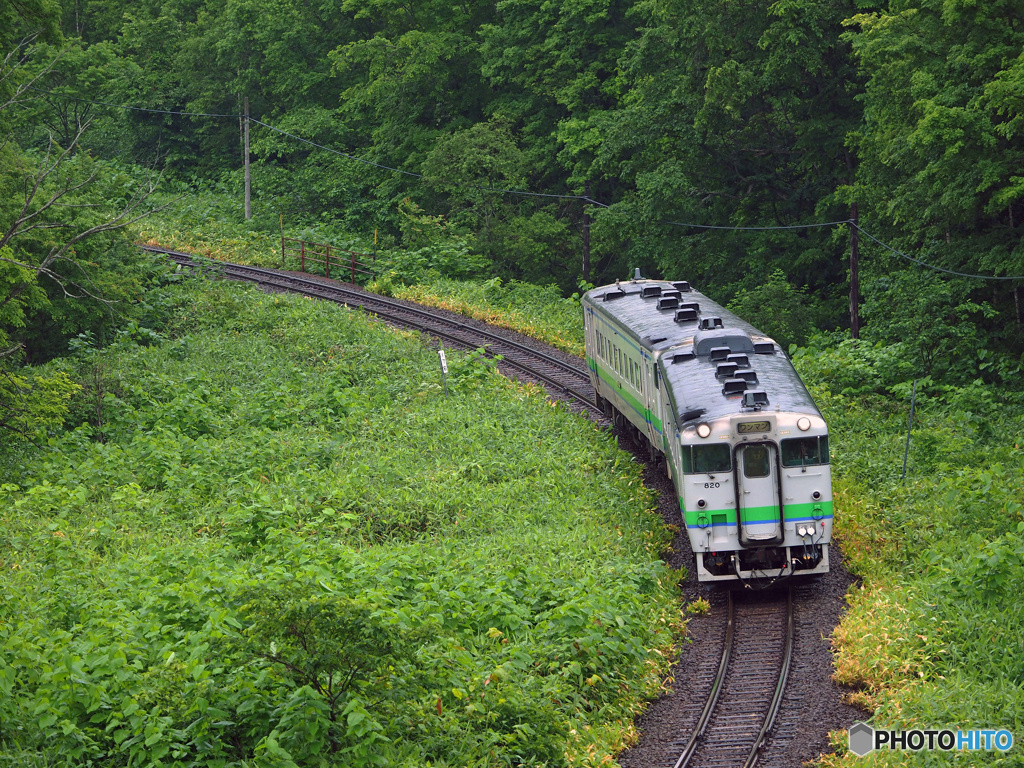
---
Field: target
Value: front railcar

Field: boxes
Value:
[659,329,833,584]
[582,275,833,585]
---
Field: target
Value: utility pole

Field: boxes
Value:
[582,180,592,283]
[244,96,251,220]
[850,202,860,339]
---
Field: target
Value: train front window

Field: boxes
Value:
[683,444,732,474]
[742,445,771,478]
[781,436,830,467]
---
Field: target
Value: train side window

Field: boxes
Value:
[781,436,830,467]
[683,444,732,474]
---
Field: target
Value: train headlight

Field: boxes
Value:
[797,417,811,431]
[797,525,808,536]
[812,490,821,501]
[696,423,712,438]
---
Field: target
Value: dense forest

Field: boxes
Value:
[2,0,1024,420]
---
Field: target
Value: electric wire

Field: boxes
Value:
[23,88,1024,281]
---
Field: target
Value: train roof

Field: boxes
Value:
[583,279,821,425]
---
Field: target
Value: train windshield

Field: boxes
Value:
[781,436,830,467]
[682,444,732,474]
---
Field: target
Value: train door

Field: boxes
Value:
[736,443,783,544]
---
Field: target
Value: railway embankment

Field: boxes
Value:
[792,345,1024,766]
[0,274,683,765]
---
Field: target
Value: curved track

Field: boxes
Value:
[146,246,600,414]
[147,246,797,766]
[672,590,794,768]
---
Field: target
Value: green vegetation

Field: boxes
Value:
[384,278,586,358]
[4,0,1024,765]
[791,344,1024,766]
[0,273,680,766]
[5,0,1024,351]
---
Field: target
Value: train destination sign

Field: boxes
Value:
[737,421,771,434]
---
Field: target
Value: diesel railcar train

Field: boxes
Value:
[583,273,832,585]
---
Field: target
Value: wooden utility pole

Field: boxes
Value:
[850,202,860,339]
[582,180,592,283]
[243,96,251,220]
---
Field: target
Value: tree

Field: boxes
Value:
[1,29,166,443]
[844,0,1024,347]
[591,0,875,310]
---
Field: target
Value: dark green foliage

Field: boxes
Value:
[726,270,819,350]
[6,0,1022,376]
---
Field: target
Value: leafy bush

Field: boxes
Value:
[726,269,819,349]
[0,276,679,766]
[797,344,1024,764]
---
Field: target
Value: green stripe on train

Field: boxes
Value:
[586,356,664,433]
[682,500,834,528]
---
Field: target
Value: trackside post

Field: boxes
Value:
[439,347,449,396]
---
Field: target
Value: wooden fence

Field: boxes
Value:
[281,237,375,282]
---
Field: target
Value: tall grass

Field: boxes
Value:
[0,275,681,767]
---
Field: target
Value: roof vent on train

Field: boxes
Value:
[641,285,662,298]
[722,378,749,396]
[672,351,696,363]
[603,288,626,302]
[709,346,731,361]
[679,301,700,314]
[734,369,758,384]
[643,335,669,344]
[726,353,749,367]
[699,316,724,331]
[715,362,739,378]
[693,328,755,357]
[657,297,679,310]
[662,290,682,300]
[673,281,692,292]
[674,308,699,323]
[681,407,706,422]
[742,390,770,410]
[754,342,776,354]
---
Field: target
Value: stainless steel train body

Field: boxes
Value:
[582,276,832,584]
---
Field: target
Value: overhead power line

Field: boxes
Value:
[23,88,1024,281]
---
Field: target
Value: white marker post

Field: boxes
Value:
[438,348,449,396]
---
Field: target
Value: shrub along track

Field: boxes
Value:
[147,246,863,767]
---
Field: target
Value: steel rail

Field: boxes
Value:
[147,246,600,412]
[672,588,794,768]
[673,592,736,768]
[742,588,795,768]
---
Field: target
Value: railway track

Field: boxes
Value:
[671,589,794,768]
[148,246,799,767]
[145,246,600,415]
